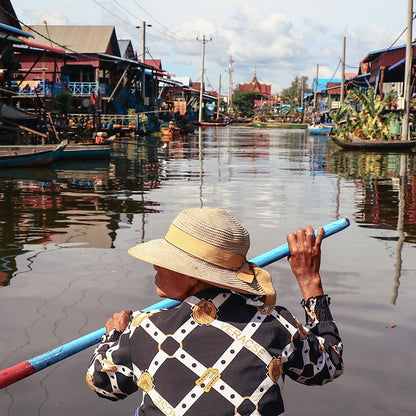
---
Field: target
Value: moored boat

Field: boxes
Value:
[0,141,111,165]
[194,121,228,127]
[58,144,111,160]
[307,123,333,135]
[0,140,67,168]
[251,121,308,129]
[331,134,416,151]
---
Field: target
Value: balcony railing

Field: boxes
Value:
[69,113,138,128]
[12,80,64,96]
[67,82,100,96]
[11,80,106,97]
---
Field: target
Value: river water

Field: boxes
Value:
[0,126,415,416]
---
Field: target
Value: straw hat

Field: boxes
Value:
[128,208,276,305]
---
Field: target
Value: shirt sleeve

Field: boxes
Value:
[282,294,343,385]
[86,325,139,401]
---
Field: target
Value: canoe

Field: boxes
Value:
[0,142,111,164]
[331,135,416,151]
[194,121,228,127]
[251,121,308,129]
[161,125,182,140]
[307,124,332,135]
[0,140,67,168]
[58,144,111,160]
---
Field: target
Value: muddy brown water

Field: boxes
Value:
[1,126,415,415]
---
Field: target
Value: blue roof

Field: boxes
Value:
[368,42,414,56]
[312,78,341,92]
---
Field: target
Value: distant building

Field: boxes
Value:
[238,68,273,98]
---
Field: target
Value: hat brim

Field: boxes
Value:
[128,239,265,296]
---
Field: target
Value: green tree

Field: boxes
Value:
[280,76,311,105]
[232,90,263,117]
[53,91,73,115]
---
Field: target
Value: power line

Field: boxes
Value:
[131,0,185,40]
[93,0,132,27]
[0,4,136,64]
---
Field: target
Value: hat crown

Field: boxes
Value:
[172,208,250,256]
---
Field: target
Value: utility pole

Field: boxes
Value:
[314,64,319,113]
[196,35,212,122]
[340,36,346,105]
[217,74,221,120]
[228,55,234,114]
[300,78,304,122]
[402,0,413,141]
[136,21,152,108]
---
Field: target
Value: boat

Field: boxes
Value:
[0,140,67,168]
[251,121,308,129]
[331,135,416,151]
[307,123,333,135]
[194,121,228,127]
[161,121,182,140]
[59,144,111,160]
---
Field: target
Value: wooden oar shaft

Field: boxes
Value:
[0,218,350,389]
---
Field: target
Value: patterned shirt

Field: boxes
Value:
[86,288,343,415]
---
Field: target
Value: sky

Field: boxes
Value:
[10,0,413,94]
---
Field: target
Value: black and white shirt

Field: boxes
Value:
[87,288,343,415]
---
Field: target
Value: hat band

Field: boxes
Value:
[164,224,276,305]
[165,224,246,271]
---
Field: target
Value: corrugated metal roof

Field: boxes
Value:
[24,25,120,55]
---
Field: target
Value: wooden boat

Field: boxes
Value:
[0,140,67,168]
[0,141,111,164]
[331,135,416,151]
[161,122,182,140]
[58,144,111,160]
[251,121,308,129]
[194,121,228,127]
[307,124,332,135]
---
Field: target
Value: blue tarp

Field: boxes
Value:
[0,23,34,38]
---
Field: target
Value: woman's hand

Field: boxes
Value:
[287,226,324,301]
[105,309,132,334]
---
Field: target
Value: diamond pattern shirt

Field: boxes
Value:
[87,288,343,415]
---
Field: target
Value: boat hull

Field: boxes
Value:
[307,126,332,135]
[59,145,111,160]
[194,121,228,127]
[331,135,416,151]
[0,142,67,168]
[251,121,307,129]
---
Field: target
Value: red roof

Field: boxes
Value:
[238,72,272,96]
[145,58,162,70]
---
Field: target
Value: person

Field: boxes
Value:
[86,208,343,415]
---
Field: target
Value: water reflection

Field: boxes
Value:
[327,149,416,240]
[0,137,162,286]
[1,128,415,416]
[328,147,416,304]
[1,132,415,292]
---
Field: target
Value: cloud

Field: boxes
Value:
[12,0,409,92]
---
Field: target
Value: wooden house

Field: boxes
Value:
[357,43,416,104]
[15,25,159,115]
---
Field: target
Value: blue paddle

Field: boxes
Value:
[0,218,350,389]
